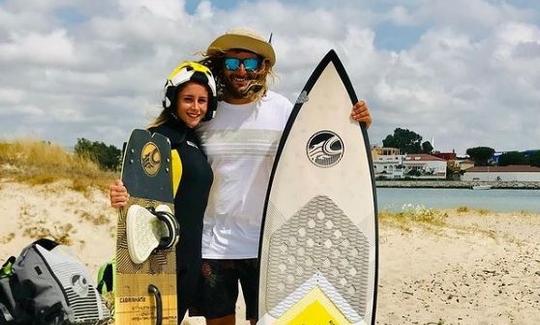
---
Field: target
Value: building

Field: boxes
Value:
[372,147,403,179]
[462,165,540,182]
[455,159,474,171]
[372,148,447,180]
[402,154,447,179]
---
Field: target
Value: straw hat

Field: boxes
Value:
[207,27,276,67]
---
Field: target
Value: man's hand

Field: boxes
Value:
[351,100,372,128]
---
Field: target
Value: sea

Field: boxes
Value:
[376,187,540,213]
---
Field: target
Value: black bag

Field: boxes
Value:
[0,239,110,324]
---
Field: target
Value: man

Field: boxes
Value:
[192,28,372,325]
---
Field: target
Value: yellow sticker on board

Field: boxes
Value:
[276,286,350,325]
[141,142,161,176]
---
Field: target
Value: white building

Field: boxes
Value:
[462,165,540,182]
[372,147,404,179]
[402,154,447,179]
[372,148,447,180]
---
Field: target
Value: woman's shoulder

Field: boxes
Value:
[149,122,190,147]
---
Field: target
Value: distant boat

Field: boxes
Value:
[472,184,492,190]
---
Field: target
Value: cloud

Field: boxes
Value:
[0,0,538,154]
[0,29,76,65]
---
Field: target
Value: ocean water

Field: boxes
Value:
[376,188,540,213]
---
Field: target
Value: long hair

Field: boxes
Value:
[147,82,187,129]
[147,109,172,129]
[199,51,275,103]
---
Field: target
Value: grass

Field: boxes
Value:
[456,205,494,216]
[0,139,116,192]
[379,204,448,231]
[456,206,469,213]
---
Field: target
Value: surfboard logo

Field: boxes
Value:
[141,142,161,176]
[306,131,344,168]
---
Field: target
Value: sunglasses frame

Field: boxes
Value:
[223,57,261,72]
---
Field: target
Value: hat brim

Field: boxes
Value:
[207,34,276,67]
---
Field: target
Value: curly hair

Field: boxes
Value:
[199,51,275,103]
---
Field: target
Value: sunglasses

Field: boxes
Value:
[224,57,261,72]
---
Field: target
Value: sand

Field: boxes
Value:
[1,179,539,324]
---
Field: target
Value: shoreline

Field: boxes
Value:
[376,180,540,189]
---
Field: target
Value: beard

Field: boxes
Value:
[223,71,265,99]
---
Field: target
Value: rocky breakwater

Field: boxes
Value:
[376,180,540,189]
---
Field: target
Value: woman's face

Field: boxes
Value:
[176,82,209,128]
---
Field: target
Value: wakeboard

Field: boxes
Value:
[115,129,178,324]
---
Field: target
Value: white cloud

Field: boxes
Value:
[0,29,76,65]
[195,1,214,20]
[0,87,24,104]
[0,0,538,154]
[386,6,417,26]
[1,104,45,117]
[117,0,186,21]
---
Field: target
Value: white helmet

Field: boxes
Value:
[162,61,217,121]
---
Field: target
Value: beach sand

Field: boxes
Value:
[1,180,539,324]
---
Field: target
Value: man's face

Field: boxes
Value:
[222,49,265,101]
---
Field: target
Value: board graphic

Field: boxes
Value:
[258,50,378,324]
[115,129,178,324]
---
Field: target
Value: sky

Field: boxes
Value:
[1,0,539,155]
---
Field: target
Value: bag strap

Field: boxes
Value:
[97,262,114,294]
[0,302,14,322]
[0,257,16,279]
[39,301,65,325]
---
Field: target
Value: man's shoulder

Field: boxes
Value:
[262,90,293,108]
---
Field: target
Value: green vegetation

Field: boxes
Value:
[0,139,116,191]
[466,146,495,166]
[74,138,122,171]
[382,128,433,154]
[498,151,528,166]
[530,150,540,167]
[379,204,448,231]
[456,206,469,213]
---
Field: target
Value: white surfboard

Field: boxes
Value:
[258,50,378,324]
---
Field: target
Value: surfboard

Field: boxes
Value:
[258,50,378,324]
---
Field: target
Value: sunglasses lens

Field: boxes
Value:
[224,58,240,71]
[243,58,259,71]
[224,57,260,71]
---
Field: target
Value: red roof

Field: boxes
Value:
[467,165,540,173]
[432,152,457,160]
[404,154,446,162]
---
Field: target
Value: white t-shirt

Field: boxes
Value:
[196,90,293,259]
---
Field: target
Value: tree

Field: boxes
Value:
[382,128,424,154]
[498,151,528,166]
[74,138,122,171]
[530,151,540,167]
[421,141,434,154]
[466,146,495,166]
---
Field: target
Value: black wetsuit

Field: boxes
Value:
[149,118,213,321]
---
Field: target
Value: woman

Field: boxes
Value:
[109,61,216,321]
